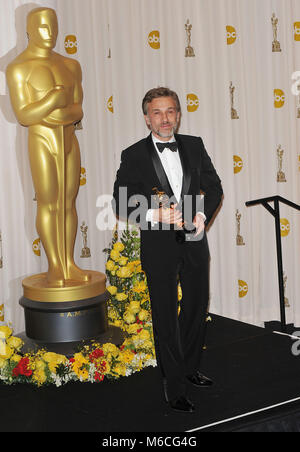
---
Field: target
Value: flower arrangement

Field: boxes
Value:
[0,224,160,387]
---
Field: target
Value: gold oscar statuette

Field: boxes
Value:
[271,13,281,52]
[236,210,245,246]
[230,82,239,119]
[6,8,105,302]
[152,187,183,229]
[185,20,195,57]
[277,145,287,183]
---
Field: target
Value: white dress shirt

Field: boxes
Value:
[146,133,205,225]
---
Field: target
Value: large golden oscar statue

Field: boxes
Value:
[6,7,116,351]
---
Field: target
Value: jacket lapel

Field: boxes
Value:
[175,134,192,199]
[145,134,174,199]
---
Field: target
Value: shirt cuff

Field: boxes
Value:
[146,209,158,227]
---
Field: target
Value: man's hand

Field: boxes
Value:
[193,213,205,237]
[153,203,183,225]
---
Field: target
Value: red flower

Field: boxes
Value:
[12,357,33,378]
[94,371,104,382]
[89,349,104,361]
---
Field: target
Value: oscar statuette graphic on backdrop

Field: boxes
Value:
[6,7,122,353]
[230,82,239,119]
[185,19,195,57]
[271,13,281,53]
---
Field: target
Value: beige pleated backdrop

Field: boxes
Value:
[0,0,299,333]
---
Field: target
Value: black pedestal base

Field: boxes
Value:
[17,326,125,357]
[18,291,125,357]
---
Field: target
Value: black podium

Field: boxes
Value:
[246,196,300,333]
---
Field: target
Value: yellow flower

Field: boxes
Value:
[102,343,120,358]
[138,329,150,341]
[42,352,67,374]
[133,281,147,293]
[0,342,14,359]
[121,350,135,364]
[116,266,131,278]
[35,359,46,371]
[110,249,120,261]
[118,257,128,266]
[43,352,67,365]
[71,353,89,380]
[32,359,47,385]
[112,320,123,328]
[113,242,125,252]
[103,361,111,375]
[123,310,136,324]
[11,354,22,363]
[106,260,115,271]
[116,292,128,302]
[73,352,88,364]
[113,363,126,376]
[143,340,154,349]
[107,285,118,296]
[108,308,118,320]
[79,368,89,380]
[0,326,12,340]
[128,300,140,314]
[7,336,23,351]
[136,264,143,273]
[138,309,149,322]
[126,324,140,335]
[33,368,47,386]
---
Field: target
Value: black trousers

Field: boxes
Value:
[144,238,210,401]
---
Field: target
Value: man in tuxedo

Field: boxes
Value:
[112,87,223,413]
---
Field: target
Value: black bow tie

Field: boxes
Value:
[156,142,178,153]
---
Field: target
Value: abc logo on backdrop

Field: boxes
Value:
[80,167,87,186]
[294,22,300,41]
[226,26,237,45]
[274,89,285,108]
[187,94,199,112]
[148,31,160,49]
[64,35,78,54]
[280,218,290,237]
[239,280,248,298]
[32,238,41,257]
[107,96,114,113]
[233,155,243,174]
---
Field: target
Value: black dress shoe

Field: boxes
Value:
[168,395,195,413]
[186,371,213,387]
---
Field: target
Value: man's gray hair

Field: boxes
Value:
[142,87,181,115]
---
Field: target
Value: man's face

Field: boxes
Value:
[144,96,180,141]
[28,10,58,50]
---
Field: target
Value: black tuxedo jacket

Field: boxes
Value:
[112,133,223,274]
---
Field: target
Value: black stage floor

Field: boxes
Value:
[1,314,300,433]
